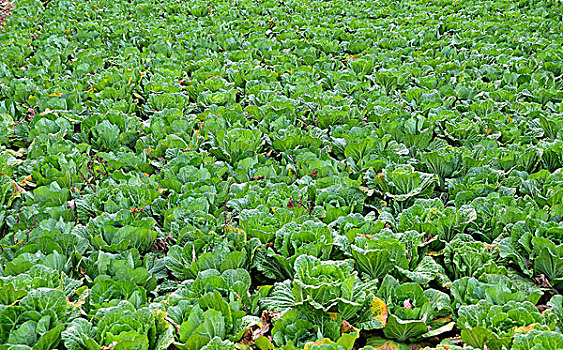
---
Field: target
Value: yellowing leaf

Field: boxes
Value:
[372,341,399,350]
[10,179,26,196]
[304,339,334,349]
[328,312,339,320]
[19,175,34,188]
[369,296,388,327]
[515,323,541,334]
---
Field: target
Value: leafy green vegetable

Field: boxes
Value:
[1,0,562,347]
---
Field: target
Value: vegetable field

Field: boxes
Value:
[1,0,563,348]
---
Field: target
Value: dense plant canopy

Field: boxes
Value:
[0,0,563,348]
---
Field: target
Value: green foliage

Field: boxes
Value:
[1,0,562,348]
